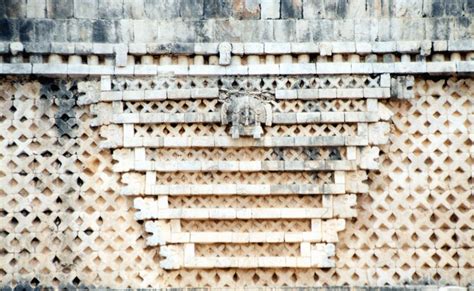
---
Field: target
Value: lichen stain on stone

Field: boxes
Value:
[39,78,79,138]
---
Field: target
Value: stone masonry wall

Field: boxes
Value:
[0,0,473,46]
[0,76,472,288]
[0,0,473,289]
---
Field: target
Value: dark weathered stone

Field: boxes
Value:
[468,0,474,14]
[241,20,274,42]
[311,19,335,41]
[92,20,116,43]
[431,0,446,17]
[35,19,55,42]
[383,54,396,63]
[336,0,347,18]
[74,0,98,18]
[203,0,232,18]
[281,0,303,19]
[0,0,5,18]
[145,0,179,19]
[148,43,194,54]
[98,0,123,19]
[47,0,74,18]
[274,20,297,42]
[445,0,464,16]
[296,20,311,41]
[431,17,450,40]
[19,19,34,42]
[180,0,204,18]
[194,20,213,42]
[0,19,16,41]
[213,20,242,42]
[232,0,260,19]
[52,20,68,42]
[2,0,26,18]
[24,42,51,53]
[123,0,144,19]
[68,19,93,42]
[173,21,197,43]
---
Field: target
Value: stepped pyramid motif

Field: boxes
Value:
[86,73,413,269]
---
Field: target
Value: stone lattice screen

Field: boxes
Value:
[0,76,472,288]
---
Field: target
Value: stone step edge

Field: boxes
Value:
[151,231,326,244]
[122,183,346,196]
[114,160,356,173]
[135,207,335,220]
[181,255,334,269]
[110,112,379,124]
[2,40,472,55]
[1,61,473,76]
[99,88,387,102]
[112,136,370,149]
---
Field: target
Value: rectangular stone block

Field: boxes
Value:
[89,65,115,75]
[261,0,280,19]
[144,89,166,100]
[291,42,319,53]
[279,63,316,75]
[272,112,297,124]
[296,112,321,123]
[264,42,291,54]
[190,88,219,99]
[351,63,373,74]
[317,63,351,74]
[426,62,456,74]
[32,64,67,75]
[101,91,122,101]
[157,65,188,75]
[244,42,264,54]
[134,65,157,75]
[318,88,337,98]
[336,88,363,98]
[167,89,191,99]
[275,89,297,99]
[248,64,279,75]
[297,89,319,99]
[225,65,248,75]
[189,65,225,76]
[320,112,345,123]
[123,90,145,101]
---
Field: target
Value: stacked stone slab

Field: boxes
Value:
[86,72,412,270]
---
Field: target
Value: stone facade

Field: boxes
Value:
[0,0,473,289]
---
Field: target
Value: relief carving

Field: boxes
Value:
[221,95,272,139]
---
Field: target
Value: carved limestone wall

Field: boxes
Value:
[0,75,474,287]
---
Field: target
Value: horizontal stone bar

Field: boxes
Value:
[136,207,332,220]
[275,88,389,99]
[166,231,322,244]
[112,112,221,124]
[118,135,367,148]
[113,112,376,125]
[123,183,345,196]
[184,256,332,269]
[2,61,473,76]
[0,41,470,57]
[127,160,356,173]
[100,88,219,102]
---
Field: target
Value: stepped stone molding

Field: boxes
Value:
[78,72,414,270]
[0,40,473,56]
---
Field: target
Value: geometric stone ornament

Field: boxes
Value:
[81,73,408,270]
